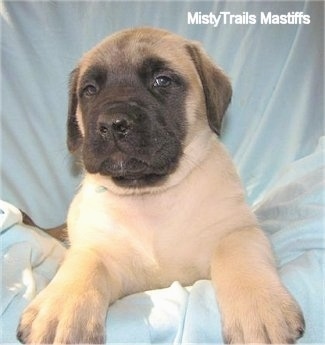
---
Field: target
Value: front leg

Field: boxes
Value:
[211,227,305,344]
[17,247,119,344]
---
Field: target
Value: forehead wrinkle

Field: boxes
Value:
[79,65,108,85]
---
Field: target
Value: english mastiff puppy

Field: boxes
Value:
[17,27,304,344]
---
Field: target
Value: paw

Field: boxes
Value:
[17,284,107,344]
[221,286,305,344]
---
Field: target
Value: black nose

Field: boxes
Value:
[112,118,130,135]
[98,113,133,139]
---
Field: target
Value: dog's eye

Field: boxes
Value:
[153,76,172,88]
[83,84,98,97]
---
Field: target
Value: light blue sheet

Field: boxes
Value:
[1,1,324,344]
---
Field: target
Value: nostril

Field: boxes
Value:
[112,119,130,136]
[97,113,133,139]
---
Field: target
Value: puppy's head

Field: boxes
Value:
[67,27,231,194]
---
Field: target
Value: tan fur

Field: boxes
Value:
[18,28,304,344]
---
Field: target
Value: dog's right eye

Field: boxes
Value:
[83,84,98,97]
[153,75,172,88]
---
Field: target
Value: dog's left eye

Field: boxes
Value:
[83,84,98,97]
[153,76,172,88]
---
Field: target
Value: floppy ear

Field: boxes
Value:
[186,43,232,135]
[67,67,83,152]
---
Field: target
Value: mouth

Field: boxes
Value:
[112,173,167,187]
[98,157,168,187]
